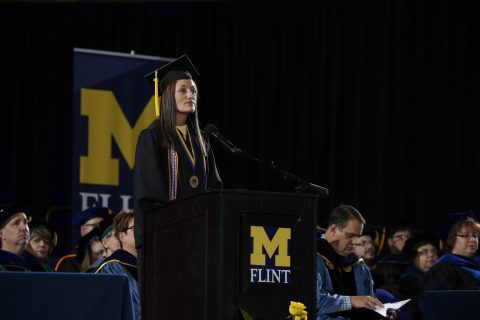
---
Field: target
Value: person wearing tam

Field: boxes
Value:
[402,234,439,278]
[419,210,480,292]
[316,204,388,320]
[55,206,112,272]
[133,54,223,296]
[0,203,31,272]
[85,212,121,273]
[390,235,440,320]
[73,206,112,237]
[95,209,140,320]
[76,226,105,273]
[22,220,57,272]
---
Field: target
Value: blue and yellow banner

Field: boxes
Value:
[72,48,171,220]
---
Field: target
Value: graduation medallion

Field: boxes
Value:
[189,175,199,188]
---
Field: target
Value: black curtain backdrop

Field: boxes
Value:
[1,1,480,235]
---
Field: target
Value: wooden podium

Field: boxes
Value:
[143,189,318,320]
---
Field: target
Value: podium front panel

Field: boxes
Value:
[144,189,318,320]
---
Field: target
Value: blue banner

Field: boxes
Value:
[72,48,171,235]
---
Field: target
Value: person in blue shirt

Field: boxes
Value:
[316,204,386,320]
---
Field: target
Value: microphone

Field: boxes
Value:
[204,124,242,154]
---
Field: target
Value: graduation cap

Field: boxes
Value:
[73,207,112,229]
[437,209,478,242]
[0,202,31,228]
[402,233,439,262]
[144,54,200,117]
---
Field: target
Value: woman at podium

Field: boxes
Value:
[133,54,223,288]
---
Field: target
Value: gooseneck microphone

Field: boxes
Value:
[204,124,242,154]
[203,123,329,197]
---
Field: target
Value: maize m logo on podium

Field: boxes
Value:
[250,225,291,284]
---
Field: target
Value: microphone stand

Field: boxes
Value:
[211,139,329,197]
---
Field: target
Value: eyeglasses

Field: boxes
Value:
[392,234,410,240]
[417,248,439,256]
[455,233,480,240]
[354,241,374,247]
[126,225,135,232]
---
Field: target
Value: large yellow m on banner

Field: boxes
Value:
[80,88,156,186]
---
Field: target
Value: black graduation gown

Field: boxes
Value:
[133,119,223,248]
[419,254,480,292]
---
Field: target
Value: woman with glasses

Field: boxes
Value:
[394,235,440,320]
[420,211,480,293]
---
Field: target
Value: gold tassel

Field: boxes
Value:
[154,70,160,117]
[373,230,380,246]
[376,227,387,257]
[52,232,58,247]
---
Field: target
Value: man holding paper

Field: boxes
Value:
[316,204,400,320]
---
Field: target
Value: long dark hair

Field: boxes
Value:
[158,81,206,156]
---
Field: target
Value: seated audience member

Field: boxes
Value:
[420,210,480,292]
[316,204,389,320]
[353,229,397,306]
[395,235,439,320]
[373,222,412,296]
[23,222,57,272]
[77,227,105,273]
[55,206,111,272]
[86,212,121,273]
[401,235,439,287]
[95,209,140,320]
[353,231,377,270]
[0,203,30,271]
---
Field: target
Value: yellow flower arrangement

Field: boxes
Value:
[288,301,308,320]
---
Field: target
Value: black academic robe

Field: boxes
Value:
[133,119,223,248]
[0,249,29,272]
[419,253,480,292]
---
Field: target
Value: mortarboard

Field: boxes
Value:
[73,207,112,229]
[144,54,200,117]
[438,209,477,242]
[0,202,31,228]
